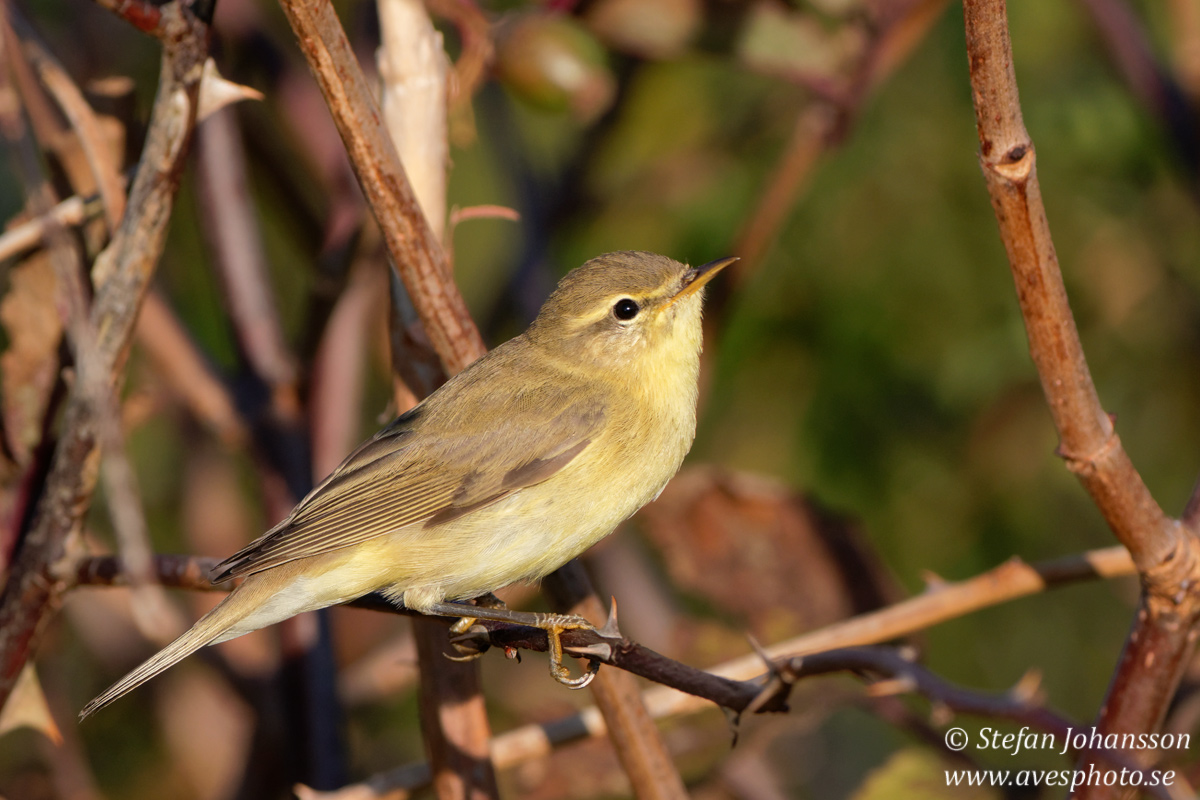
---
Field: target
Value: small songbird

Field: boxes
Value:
[81,250,734,718]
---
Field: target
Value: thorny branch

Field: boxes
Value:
[294,647,1194,800]
[69,545,1136,728]
[0,0,208,711]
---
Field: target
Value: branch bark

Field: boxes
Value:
[275,0,485,375]
[0,0,209,712]
[961,2,1200,796]
[69,545,1137,725]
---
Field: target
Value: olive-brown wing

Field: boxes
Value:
[210,395,606,582]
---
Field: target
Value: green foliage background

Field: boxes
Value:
[5,0,1200,796]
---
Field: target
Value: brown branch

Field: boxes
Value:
[1167,0,1200,102]
[962,0,1182,580]
[8,8,182,645]
[426,0,493,111]
[542,561,688,800]
[194,106,299,394]
[0,187,108,262]
[134,291,248,448]
[13,16,126,231]
[961,2,1200,797]
[0,0,208,712]
[275,0,485,375]
[710,0,949,325]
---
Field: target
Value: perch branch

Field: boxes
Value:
[70,545,1136,722]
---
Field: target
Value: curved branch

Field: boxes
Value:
[962,0,1185,583]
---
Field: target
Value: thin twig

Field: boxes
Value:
[710,0,949,325]
[12,14,126,230]
[0,189,105,263]
[194,106,299,394]
[135,291,248,447]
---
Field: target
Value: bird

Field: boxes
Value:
[81,250,734,718]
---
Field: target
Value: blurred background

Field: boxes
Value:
[3,0,1200,797]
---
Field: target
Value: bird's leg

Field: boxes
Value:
[424,601,601,689]
[448,593,507,637]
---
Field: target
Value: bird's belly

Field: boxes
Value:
[257,412,694,614]
[391,447,683,607]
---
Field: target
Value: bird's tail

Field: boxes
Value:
[79,590,252,720]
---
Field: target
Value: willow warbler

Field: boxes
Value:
[81,250,733,717]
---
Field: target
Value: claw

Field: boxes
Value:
[539,613,600,689]
[423,602,603,688]
[448,620,491,661]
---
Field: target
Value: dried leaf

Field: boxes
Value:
[0,663,61,744]
[636,466,899,641]
[737,2,865,82]
[0,253,61,465]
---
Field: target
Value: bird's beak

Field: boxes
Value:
[668,257,738,306]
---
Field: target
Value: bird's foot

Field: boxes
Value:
[446,594,510,661]
[426,602,600,688]
[534,612,600,689]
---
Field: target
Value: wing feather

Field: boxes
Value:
[211,378,606,582]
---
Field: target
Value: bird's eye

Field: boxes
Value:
[612,298,640,321]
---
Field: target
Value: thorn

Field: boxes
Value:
[565,642,613,661]
[866,675,917,697]
[1010,668,1043,704]
[746,633,773,668]
[197,59,263,122]
[921,570,947,591]
[722,706,742,747]
[929,701,954,727]
[598,596,621,638]
[896,645,920,662]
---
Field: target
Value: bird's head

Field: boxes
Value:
[526,251,736,372]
